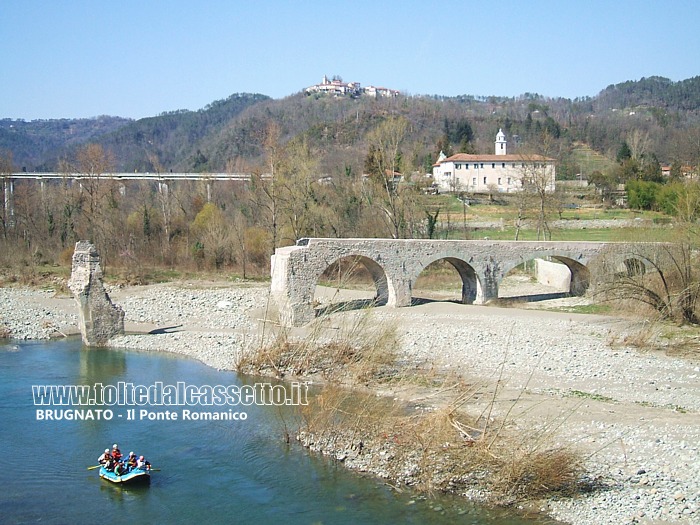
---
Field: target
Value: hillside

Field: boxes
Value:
[1,76,699,176]
[0,93,270,173]
[595,75,700,111]
[0,116,131,171]
[96,93,270,172]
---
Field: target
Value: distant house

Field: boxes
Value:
[432,129,556,194]
[661,164,698,179]
[361,169,403,188]
[363,85,400,98]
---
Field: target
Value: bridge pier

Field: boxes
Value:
[479,258,502,304]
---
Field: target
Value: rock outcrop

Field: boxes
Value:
[68,241,124,346]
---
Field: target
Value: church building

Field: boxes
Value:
[432,130,556,194]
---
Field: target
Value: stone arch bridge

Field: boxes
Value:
[271,238,646,326]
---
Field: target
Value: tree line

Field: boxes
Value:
[2,76,699,186]
[0,124,453,279]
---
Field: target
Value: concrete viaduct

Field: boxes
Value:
[2,172,260,223]
[271,237,640,326]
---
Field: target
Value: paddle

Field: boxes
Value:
[87,465,102,470]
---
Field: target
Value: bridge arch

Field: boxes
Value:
[550,256,590,295]
[498,251,592,298]
[311,254,391,316]
[410,256,482,304]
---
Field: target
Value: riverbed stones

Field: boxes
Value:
[2,280,698,525]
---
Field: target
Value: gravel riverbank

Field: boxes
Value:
[1,281,698,524]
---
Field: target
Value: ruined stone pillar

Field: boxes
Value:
[68,241,125,346]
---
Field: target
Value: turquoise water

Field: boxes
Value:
[0,339,552,525]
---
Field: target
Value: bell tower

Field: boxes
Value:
[495,128,507,155]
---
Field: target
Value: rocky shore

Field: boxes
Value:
[1,281,698,524]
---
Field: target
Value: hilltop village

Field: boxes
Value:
[304,75,401,98]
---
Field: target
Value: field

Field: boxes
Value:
[421,191,673,242]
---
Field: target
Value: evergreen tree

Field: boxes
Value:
[616,142,632,163]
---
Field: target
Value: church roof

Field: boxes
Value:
[439,153,555,163]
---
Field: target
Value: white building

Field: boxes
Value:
[305,76,399,98]
[432,129,556,194]
[363,85,400,98]
[305,75,362,97]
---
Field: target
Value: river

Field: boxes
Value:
[0,338,552,524]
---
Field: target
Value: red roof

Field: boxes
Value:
[441,153,554,163]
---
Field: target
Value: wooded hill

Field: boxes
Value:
[2,76,699,179]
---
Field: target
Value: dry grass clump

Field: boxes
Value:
[489,444,582,503]
[0,325,11,339]
[607,319,658,351]
[237,310,399,383]
[296,376,583,506]
[606,313,700,360]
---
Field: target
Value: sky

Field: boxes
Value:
[1,0,699,120]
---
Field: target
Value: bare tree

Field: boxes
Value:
[77,144,115,218]
[511,187,534,241]
[627,129,651,161]
[364,116,412,238]
[258,122,284,254]
[62,144,119,263]
[276,136,321,243]
[146,152,175,261]
[517,133,558,240]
